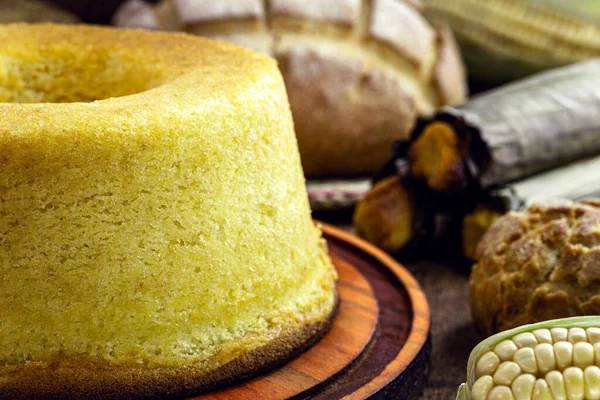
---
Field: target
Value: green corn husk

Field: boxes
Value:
[424,0,600,83]
[457,317,600,400]
[530,1,600,20]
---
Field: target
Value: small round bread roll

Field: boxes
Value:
[471,199,600,336]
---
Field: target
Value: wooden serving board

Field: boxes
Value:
[193,223,431,399]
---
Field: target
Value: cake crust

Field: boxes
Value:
[0,295,338,400]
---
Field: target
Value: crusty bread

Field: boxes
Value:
[471,199,600,336]
[0,24,338,398]
[114,0,467,177]
[0,0,79,23]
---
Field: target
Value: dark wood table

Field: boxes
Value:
[316,212,481,400]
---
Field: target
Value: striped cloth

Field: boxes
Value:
[306,179,371,211]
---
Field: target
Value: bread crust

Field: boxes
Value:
[0,296,338,400]
[270,0,360,25]
[280,44,417,177]
[432,26,467,106]
[368,0,434,69]
[172,0,263,25]
[0,0,79,23]
[112,0,160,29]
[471,200,600,336]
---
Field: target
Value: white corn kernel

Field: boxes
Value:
[573,342,594,369]
[587,328,600,344]
[477,351,501,377]
[513,332,538,348]
[555,342,574,370]
[511,374,536,400]
[514,347,538,374]
[532,378,553,400]
[569,328,587,344]
[584,365,600,400]
[533,329,553,344]
[546,370,567,400]
[535,343,556,374]
[471,375,494,400]
[552,328,569,343]
[487,385,515,400]
[563,367,584,400]
[494,362,522,386]
[495,340,518,361]
[594,343,600,366]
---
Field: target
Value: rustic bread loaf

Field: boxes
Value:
[114,0,467,177]
[471,199,600,337]
[0,0,79,23]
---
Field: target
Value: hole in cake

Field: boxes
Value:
[0,48,166,103]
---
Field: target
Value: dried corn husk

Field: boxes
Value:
[490,154,600,212]
[404,59,600,201]
[424,0,600,83]
[461,154,600,260]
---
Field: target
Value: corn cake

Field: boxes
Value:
[0,24,337,399]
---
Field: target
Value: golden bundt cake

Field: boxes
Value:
[0,24,337,399]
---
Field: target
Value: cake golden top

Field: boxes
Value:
[0,23,275,118]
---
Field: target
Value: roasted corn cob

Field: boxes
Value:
[353,175,433,253]
[406,60,600,201]
[457,317,600,400]
[358,60,600,259]
[424,0,600,83]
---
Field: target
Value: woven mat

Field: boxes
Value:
[306,179,371,211]
[405,261,480,400]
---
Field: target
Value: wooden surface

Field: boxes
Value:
[192,223,431,399]
[317,223,431,399]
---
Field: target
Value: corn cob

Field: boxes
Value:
[424,0,600,83]
[462,205,501,261]
[358,60,600,258]
[353,175,433,254]
[457,317,600,400]
[404,60,600,202]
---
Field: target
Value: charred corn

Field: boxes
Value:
[353,176,434,254]
[457,317,600,400]
[424,0,600,82]
[462,205,501,261]
[353,176,417,253]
